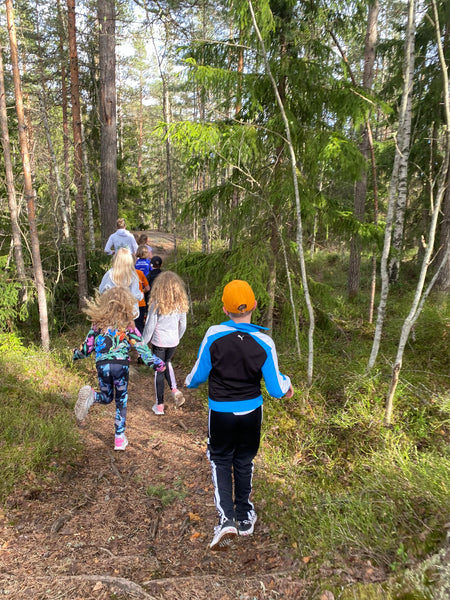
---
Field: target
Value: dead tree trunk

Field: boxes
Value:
[56,0,71,218]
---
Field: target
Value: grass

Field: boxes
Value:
[0,333,84,503]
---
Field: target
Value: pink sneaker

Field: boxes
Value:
[152,403,164,415]
[114,434,128,451]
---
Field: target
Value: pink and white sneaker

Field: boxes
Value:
[152,403,164,415]
[114,434,128,451]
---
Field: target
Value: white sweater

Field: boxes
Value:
[142,305,187,348]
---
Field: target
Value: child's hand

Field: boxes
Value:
[284,384,294,398]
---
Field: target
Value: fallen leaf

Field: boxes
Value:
[92,582,103,591]
[190,531,201,541]
[189,512,201,522]
[302,556,311,564]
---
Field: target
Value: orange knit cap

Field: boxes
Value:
[222,280,256,314]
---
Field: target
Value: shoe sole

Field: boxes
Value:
[173,391,185,408]
[75,386,93,421]
[210,528,238,551]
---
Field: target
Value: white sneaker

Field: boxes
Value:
[75,386,95,420]
[237,510,257,536]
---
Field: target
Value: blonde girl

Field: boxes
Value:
[73,287,165,451]
[142,271,189,415]
[99,247,142,318]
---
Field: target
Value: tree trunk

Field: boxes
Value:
[56,0,72,219]
[6,0,49,349]
[81,116,96,250]
[346,1,379,298]
[67,0,88,303]
[0,42,27,295]
[368,0,416,369]
[388,0,416,282]
[38,92,70,242]
[98,0,118,245]
[435,162,450,291]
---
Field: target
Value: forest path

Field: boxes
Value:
[0,232,306,600]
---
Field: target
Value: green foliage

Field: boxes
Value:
[0,257,29,331]
[0,335,82,502]
[145,479,187,507]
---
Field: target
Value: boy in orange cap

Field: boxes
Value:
[185,280,293,550]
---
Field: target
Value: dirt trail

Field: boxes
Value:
[0,233,305,600]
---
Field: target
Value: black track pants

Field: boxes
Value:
[207,406,262,522]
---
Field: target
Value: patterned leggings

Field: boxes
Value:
[95,362,129,435]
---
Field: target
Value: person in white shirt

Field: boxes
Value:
[142,271,189,415]
[104,218,138,258]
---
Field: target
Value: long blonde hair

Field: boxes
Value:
[149,271,189,315]
[111,247,137,287]
[83,287,136,331]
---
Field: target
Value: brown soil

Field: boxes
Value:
[0,233,306,600]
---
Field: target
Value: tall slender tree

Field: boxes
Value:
[346,0,379,298]
[5,0,49,349]
[0,42,27,297]
[98,0,118,244]
[67,0,88,303]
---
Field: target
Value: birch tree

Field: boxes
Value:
[383,0,449,425]
[6,0,49,349]
[368,0,417,370]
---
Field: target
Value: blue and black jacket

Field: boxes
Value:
[185,320,291,413]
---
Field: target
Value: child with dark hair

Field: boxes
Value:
[147,255,163,292]
[73,287,165,450]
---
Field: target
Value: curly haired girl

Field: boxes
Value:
[73,287,165,450]
[142,271,189,415]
